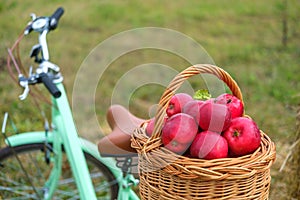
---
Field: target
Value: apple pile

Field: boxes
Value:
[146,92,262,160]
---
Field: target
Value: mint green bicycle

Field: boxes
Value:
[1,7,140,199]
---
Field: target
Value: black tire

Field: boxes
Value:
[0,143,119,199]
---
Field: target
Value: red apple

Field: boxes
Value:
[198,100,231,133]
[166,93,193,117]
[162,113,198,154]
[146,118,155,137]
[182,100,204,125]
[146,117,167,137]
[215,93,244,118]
[223,117,261,157]
[190,131,228,160]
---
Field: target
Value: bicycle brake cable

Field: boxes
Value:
[7,30,54,106]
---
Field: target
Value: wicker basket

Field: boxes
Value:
[131,64,276,200]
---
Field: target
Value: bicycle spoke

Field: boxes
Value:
[27,149,47,184]
[54,189,79,198]
[0,155,48,185]
[0,185,41,199]
[0,174,45,199]
[2,139,42,199]
[0,172,22,185]
[0,144,119,199]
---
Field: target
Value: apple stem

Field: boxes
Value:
[233,130,239,137]
[172,141,178,147]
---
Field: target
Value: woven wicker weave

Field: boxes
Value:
[131,64,276,200]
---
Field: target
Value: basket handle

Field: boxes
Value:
[150,64,243,141]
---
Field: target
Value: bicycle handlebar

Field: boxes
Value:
[49,7,64,30]
[39,73,62,98]
[16,7,65,100]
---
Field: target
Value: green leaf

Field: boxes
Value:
[193,89,211,100]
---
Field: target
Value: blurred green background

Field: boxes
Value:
[0,0,299,199]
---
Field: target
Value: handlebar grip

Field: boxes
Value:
[49,7,64,30]
[39,73,61,98]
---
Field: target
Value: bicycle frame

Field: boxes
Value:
[4,82,140,200]
[4,7,140,199]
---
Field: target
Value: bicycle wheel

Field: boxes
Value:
[0,143,119,199]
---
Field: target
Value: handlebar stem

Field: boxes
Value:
[39,30,50,61]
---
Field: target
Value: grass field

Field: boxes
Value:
[0,0,300,199]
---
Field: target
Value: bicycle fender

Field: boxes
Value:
[5,131,50,146]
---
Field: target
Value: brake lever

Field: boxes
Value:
[18,74,30,101]
[19,86,30,101]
